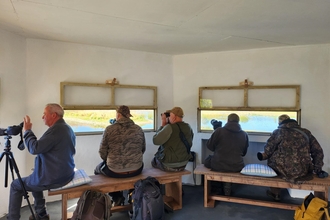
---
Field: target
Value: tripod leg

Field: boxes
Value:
[7,152,37,220]
[5,154,9,188]
[7,154,15,183]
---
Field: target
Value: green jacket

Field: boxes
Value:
[153,122,193,167]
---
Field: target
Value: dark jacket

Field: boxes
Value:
[24,118,76,188]
[206,121,249,172]
[263,119,324,183]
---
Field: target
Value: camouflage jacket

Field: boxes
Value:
[99,117,146,172]
[264,119,324,183]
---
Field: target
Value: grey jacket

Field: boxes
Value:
[24,118,76,187]
[206,121,249,172]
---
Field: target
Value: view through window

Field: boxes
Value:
[64,109,155,134]
[200,110,299,133]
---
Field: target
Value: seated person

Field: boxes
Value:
[204,113,249,196]
[94,105,146,206]
[258,114,326,201]
[8,103,76,220]
[152,107,194,172]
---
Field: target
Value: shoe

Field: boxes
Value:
[266,190,280,201]
[223,182,231,196]
[111,196,125,207]
[29,213,50,220]
[128,210,133,218]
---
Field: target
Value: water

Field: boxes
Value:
[72,123,154,133]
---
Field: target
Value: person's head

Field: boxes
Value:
[43,103,64,127]
[116,105,133,120]
[227,113,240,123]
[169,107,184,124]
[278,114,290,125]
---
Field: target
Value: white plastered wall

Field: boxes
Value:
[173,45,330,197]
[1,29,330,216]
[0,29,27,217]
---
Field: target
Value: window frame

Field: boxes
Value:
[198,83,301,134]
[60,81,157,135]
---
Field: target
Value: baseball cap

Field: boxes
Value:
[116,105,133,118]
[170,107,184,118]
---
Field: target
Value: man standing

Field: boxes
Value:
[204,113,249,195]
[94,105,146,206]
[7,103,76,220]
[152,107,194,172]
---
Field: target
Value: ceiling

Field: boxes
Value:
[1,0,330,55]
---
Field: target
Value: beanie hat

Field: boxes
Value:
[278,114,290,124]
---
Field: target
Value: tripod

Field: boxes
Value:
[0,135,36,220]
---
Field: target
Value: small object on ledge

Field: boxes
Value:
[239,79,254,86]
[106,78,119,85]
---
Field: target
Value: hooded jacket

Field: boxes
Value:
[206,121,249,172]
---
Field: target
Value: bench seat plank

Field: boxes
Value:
[194,164,330,213]
[49,168,190,220]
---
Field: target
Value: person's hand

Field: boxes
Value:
[161,114,168,127]
[257,152,264,161]
[316,170,329,178]
[23,115,32,132]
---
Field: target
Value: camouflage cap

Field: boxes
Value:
[170,107,184,118]
[278,114,290,124]
[228,113,240,122]
[116,105,133,118]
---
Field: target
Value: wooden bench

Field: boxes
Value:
[48,168,191,220]
[194,164,330,211]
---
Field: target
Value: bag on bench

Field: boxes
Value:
[294,193,330,220]
[130,176,164,220]
[70,190,112,220]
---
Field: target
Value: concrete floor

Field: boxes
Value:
[1,184,301,220]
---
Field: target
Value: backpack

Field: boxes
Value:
[130,176,164,220]
[294,193,330,220]
[70,190,112,220]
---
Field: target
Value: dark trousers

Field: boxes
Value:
[94,161,143,200]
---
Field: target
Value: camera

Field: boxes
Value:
[109,118,116,124]
[210,119,222,130]
[161,112,170,118]
[0,122,25,151]
[0,122,23,136]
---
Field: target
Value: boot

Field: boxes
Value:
[223,182,231,196]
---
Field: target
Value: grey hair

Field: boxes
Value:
[46,103,64,117]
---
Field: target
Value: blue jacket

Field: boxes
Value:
[24,118,76,187]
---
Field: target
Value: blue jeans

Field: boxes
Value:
[7,176,65,220]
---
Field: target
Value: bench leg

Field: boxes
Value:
[314,187,329,220]
[204,175,215,208]
[164,179,182,210]
[314,187,328,201]
[61,194,68,220]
